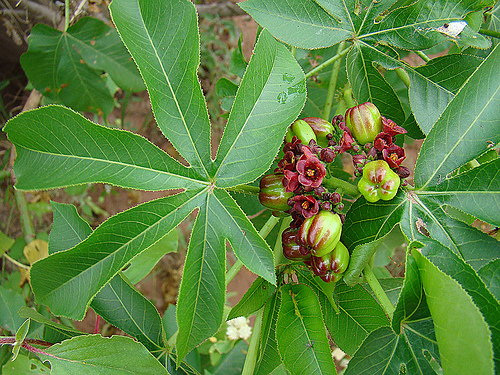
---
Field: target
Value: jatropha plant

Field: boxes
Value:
[1,0,500,374]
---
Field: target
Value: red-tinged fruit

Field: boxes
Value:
[358,160,401,203]
[282,227,311,261]
[311,242,350,278]
[298,210,342,257]
[259,174,294,211]
[345,102,382,144]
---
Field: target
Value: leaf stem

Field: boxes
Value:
[241,307,264,375]
[64,0,69,32]
[415,50,431,63]
[322,176,360,197]
[479,28,500,39]
[226,215,280,286]
[305,45,351,79]
[395,68,411,88]
[225,184,260,195]
[363,264,395,318]
[2,253,30,271]
[322,41,347,121]
[14,190,35,244]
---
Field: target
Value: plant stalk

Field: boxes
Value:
[342,86,356,108]
[226,184,260,195]
[395,68,411,88]
[2,253,30,271]
[415,50,430,63]
[241,307,264,375]
[322,176,360,197]
[322,41,346,121]
[305,45,351,79]
[14,190,35,244]
[226,215,280,286]
[363,264,395,318]
[64,0,69,32]
[479,28,500,39]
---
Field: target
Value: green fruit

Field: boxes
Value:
[358,160,401,203]
[285,119,317,145]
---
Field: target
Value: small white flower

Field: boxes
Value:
[226,326,239,341]
[332,347,346,361]
[238,325,252,340]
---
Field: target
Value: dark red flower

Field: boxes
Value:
[352,152,367,168]
[290,195,320,219]
[382,117,407,137]
[296,147,326,187]
[382,144,406,168]
[374,132,393,151]
[282,169,299,192]
[339,131,355,153]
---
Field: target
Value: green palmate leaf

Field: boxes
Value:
[175,194,226,363]
[21,17,144,102]
[212,189,275,283]
[479,259,500,301]
[239,0,351,49]
[49,202,92,254]
[255,292,281,375]
[413,245,495,375]
[123,228,178,284]
[3,106,207,191]
[361,0,494,51]
[110,0,211,175]
[417,239,500,371]
[30,188,206,320]
[176,188,276,362]
[344,322,440,375]
[214,29,306,187]
[230,35,248,79]
[406,53,483,134]
[392,250,431,335]
[421,158,500,227]
[21,23,112,116]
[0,285,26,333]
[18,307,83,342]
[37,335,168,374]
[92,274,165,353]
[342,191,406,285]
[401,191,500,271]
[276,284,336,375]
[415,44,500,189]
[228,277,276,320]
[346,42,406,126]
[328,283,390,356]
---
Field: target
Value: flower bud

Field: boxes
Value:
[320,148,335,163]
[345,102,382,144]
[259,174,294,211]
[298,210,342,257]
[286,119,317,146]
[302,117,335,147]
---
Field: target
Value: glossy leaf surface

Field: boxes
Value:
[214,29,306,187]
[276,284,336,374]
[110,0,211,174]
[3,106,206,191]
[38,335,168,374]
